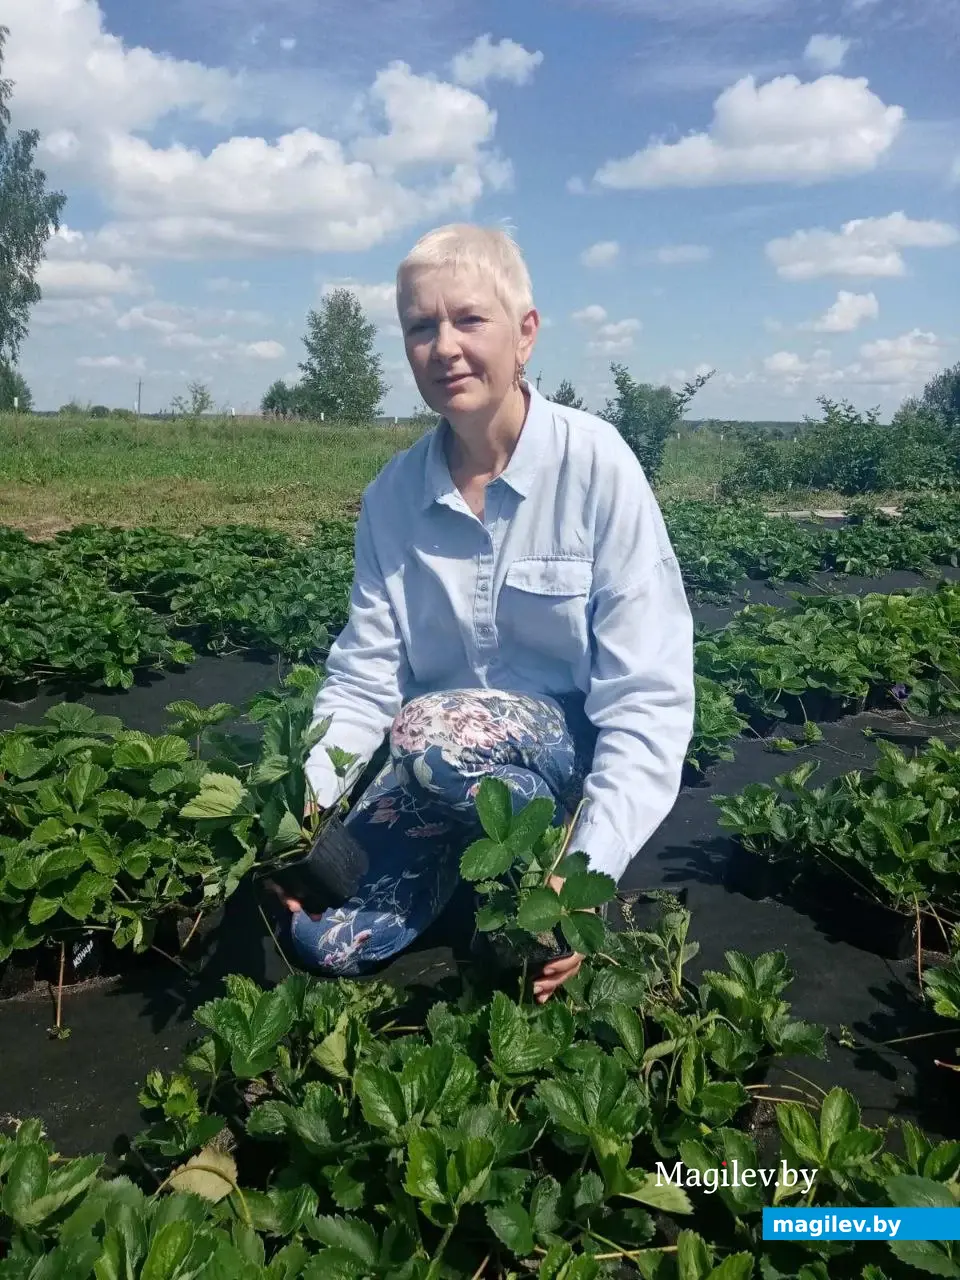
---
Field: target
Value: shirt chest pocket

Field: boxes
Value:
[498,557,593,662]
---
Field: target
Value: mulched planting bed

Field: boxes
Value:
[629,712,960,1139]
[2,555,960,1275]
[2,674,956,1155]
[693,564,960,631]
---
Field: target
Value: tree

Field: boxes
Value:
[920,361,960,427]
[172,381,214,417]
[188,381,214,415]
[603,363,714,479]
[261,379,295,418]
[0,26,67,365]
[0,360,30,410]
[551,379,585,409]
[297,289,388,422]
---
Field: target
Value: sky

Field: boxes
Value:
[2,0,959,419]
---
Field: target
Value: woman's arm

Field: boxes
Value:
[567,437,696,882]
[304,491,410,811]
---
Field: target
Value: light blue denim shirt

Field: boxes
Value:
[304,383,695,883]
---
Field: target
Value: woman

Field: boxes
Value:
[274,223,695,1002]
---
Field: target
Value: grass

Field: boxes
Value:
[0,413,427,534]
[0,412,917,536]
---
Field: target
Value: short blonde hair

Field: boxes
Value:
[396,223,534,327]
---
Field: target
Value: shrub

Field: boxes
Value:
[89,404,110,418]
[604,364,712,481]
[0,362,32,411]
[722,396,956,496]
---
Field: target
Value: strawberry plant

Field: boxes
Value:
[688,677,749,773]
[0,703,254,963]
[173,666,359,893]
[0,781,956,1280]
[696,583,960,725]
[714,737,960,931]
[460,776,617,965]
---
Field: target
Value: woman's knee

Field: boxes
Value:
[390,689,516,762]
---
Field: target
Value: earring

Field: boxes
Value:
[515,361,526,388]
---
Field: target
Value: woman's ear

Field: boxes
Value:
[518,307,540,364]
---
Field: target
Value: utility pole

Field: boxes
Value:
[136,380,142,418]
[535,372,542,390]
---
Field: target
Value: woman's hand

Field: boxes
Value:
[262,801,329,922]
[264,879,326,922]
[532,874,586,1004]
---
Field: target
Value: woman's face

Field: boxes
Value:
[398,265,538,421]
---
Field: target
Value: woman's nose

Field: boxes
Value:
[432,321,459,360]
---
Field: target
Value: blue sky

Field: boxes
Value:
[3,0,958,418]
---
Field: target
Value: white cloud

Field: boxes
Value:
[803,290,879,332]
[280,37,297,51]
[590,73,903,188]
[580,240,620,267]
[803,34,852,73]
[4,2,513,260]
[764,350,810,377]
[3,0,238,161]
[588,318,642,353]
[205,276,251,293]
[568,0,785,19]
[32,297,119,329]
[760,329,948,395]
[244,340,286,360]
[852,329,945,385]
[353,61,500,170]
[320,280,397,318]
[450,34,543,88]
[767,212,959,279]
[37,259,143,296]
[117,303,271,334]
[571,305,609,323]
[666,361,716,386]
[646,243,712,264]
[599,318,642,338]
[76,354,146,372]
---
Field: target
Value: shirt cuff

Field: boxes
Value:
[303,745,368,811]
[564,811,633,884]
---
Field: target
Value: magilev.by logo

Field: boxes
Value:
[655,1160,817,1196]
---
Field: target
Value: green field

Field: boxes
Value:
[0,412,915,535]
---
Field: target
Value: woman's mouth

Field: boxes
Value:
[437,373,472,388]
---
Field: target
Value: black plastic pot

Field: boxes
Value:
[39,931,103,985]
[0,675,40,705]
[149,904,226,970]
[794,871,952,961]
[0,949,39,1000]
[725,843,952,961]
[474,925,575,975]
[270,815,370,914]
[724,843,797,902]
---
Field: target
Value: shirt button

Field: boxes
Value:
[479,581,489,593]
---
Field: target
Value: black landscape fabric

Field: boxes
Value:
[0,573,957,1157]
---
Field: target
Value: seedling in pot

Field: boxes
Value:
[178,668,366,914]
[460,777,617,975]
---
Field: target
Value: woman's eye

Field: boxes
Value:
[459,315,482,326]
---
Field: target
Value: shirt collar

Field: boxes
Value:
[421,380,552,512]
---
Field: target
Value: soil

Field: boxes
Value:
[1,570,959,1157]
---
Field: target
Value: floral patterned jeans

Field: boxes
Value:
[289,688,598,976]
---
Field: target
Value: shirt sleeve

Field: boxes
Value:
[303,492,409,809]
[567,438,695,883]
